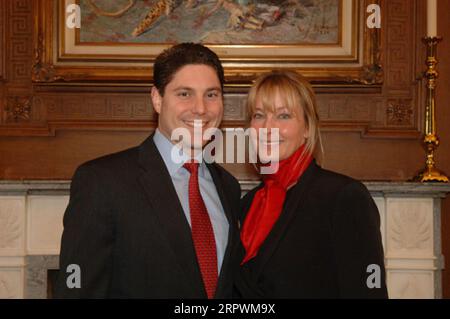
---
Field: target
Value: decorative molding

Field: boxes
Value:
[32,93,248,123]
[387,198,433,255]
[0,197,26,256]
[2,91,416,138]
[30,0,376,85]
[385,0,415,95]
[380,0,420,136]
[359,63,384,86]
[391,210,430,250]
[360,1,383,85]
[7,0,32,83]
[386,99,414,126]
[32,32,62,83]
[1,0,34,130]
[5,96,31,122]
[0,200,23,250]
[316,95,380,122]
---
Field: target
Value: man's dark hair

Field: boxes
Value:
[153,43,225,96]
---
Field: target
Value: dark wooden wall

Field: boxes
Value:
[437,0,450,300]
[0,0,449,297]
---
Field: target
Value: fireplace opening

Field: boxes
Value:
[47,270,59,299]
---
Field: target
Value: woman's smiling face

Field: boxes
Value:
[250,90,309,162]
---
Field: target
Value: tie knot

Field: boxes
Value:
[183,161,199,174]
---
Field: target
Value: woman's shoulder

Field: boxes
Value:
[315,164,356,184]
[302,165,376,221]
[308,163,371,199]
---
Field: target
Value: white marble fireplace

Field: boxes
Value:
[0,180,449,298]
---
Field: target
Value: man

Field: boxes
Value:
[55,43,241,298]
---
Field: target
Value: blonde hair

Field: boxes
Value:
[247,70,323,162]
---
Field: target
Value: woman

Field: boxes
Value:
[237,70,388,298]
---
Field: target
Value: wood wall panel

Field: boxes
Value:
[436,0,450,300]
[0,0,426,139]
[2,0,34,127]
[0,0,4,82]
[0,0,6,124]
[7,0,32,84]
[385,0,415,95]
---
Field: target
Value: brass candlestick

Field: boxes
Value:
[415,36,449,183]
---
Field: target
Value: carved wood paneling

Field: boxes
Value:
[382,0,421,132]
[0,0,4,82]
[7,0,32,83]
[0,1,5,124]
[0,0,426,139]
[385,0,414,94]
[5,96,31,122]
[39,94,155,121]
[30,92,249,132]
[2,0,35,129]
[386,99,414,126]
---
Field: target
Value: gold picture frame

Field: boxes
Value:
[32,0,382,86]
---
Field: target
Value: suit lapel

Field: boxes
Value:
[206,163,238,298]
[206,163,233,225]
[252,161,319,276]
[137,135,205,297]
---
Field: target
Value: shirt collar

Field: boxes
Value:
[153,129,207,177]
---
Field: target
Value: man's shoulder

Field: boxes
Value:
[75,145,141,178]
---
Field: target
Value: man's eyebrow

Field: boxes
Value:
[206,87,222,92]
[173,86,194,91]
[172,86,222,93]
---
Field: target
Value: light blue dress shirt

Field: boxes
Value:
[153,129,229,274]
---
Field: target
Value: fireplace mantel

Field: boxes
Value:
[1,180,449,298]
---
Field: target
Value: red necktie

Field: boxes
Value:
[183,162,218,299]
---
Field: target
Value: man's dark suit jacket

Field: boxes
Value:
[236,160,388,298]
[54,134,241,298]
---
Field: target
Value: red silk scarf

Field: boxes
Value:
[241,145,313,264]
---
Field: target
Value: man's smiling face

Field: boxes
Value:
[151,64,224,150]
